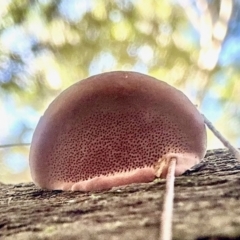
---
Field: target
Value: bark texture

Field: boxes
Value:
[1,148,240,240]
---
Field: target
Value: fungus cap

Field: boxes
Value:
[29,71,207,191]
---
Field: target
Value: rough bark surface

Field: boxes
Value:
[1,148,240,240]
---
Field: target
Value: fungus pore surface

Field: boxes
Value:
[29,71,207,191]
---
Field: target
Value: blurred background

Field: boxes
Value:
[0,0,239,184]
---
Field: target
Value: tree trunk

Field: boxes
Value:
[1,148,240,240]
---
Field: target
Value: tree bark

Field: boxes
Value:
[1,148,240,240]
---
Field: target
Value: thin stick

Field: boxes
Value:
[0,143,31,148]
[202,114,240,161]
[160,157,176,240]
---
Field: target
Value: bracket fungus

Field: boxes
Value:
[29,71,207,191]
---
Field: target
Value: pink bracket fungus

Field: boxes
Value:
[29,71,207,191]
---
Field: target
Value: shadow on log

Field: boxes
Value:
[1,149,240,240]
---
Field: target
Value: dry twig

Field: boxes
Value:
[160,157,176,240]
[203,114,240,161]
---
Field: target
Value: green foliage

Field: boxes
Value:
[0,0,240,183]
